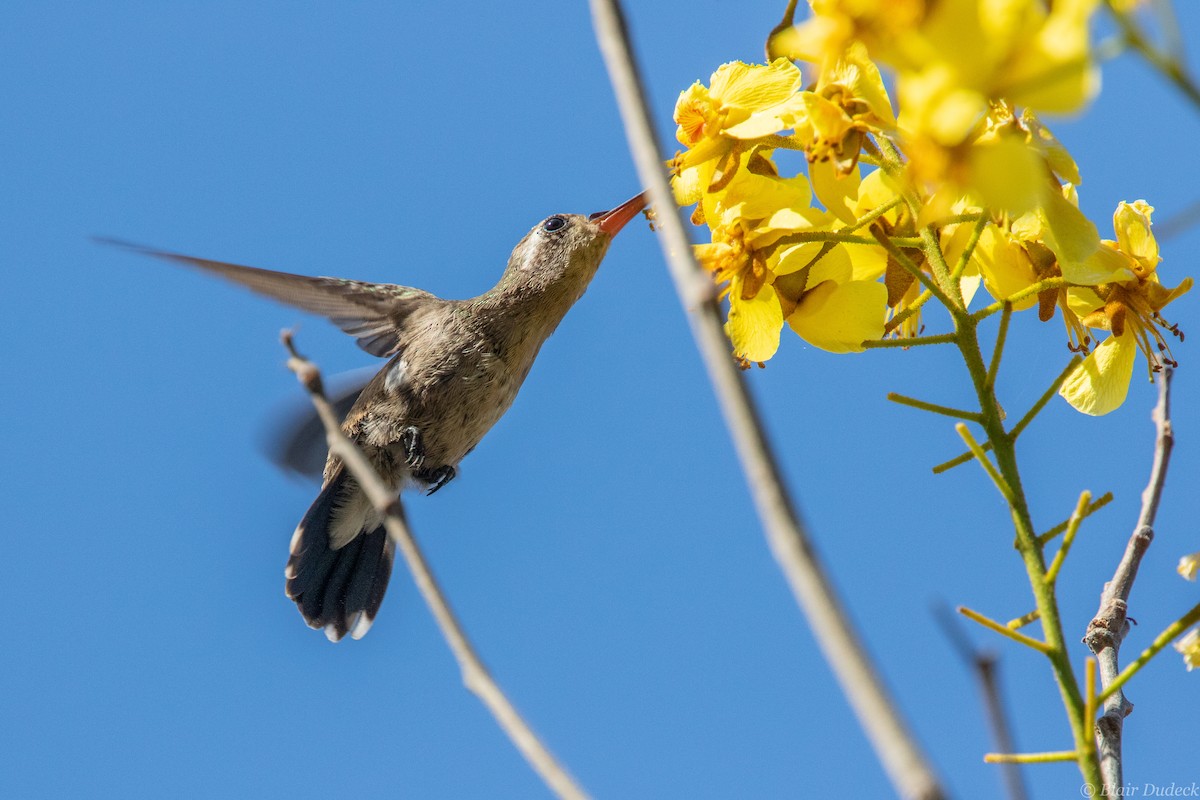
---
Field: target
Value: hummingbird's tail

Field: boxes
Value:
[285,466,395,642]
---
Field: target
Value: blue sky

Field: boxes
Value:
[3,2,1198,798]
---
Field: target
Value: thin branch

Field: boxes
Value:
[958,606,1052,654]
[883,289,934,334]
[589,3,945,798]
[933,605,1030,800]
[951,215,989,282]
[1083,369,1174,798]
[870,227,958,311]
[1083,657,1098,761]
[1036,493,1114,547]
[984,751,1079,765]
[280,331,589,800]
[1006,610,1041,631]
[971,278,1069,322]
[920,224,963,308]
[1009,356,1083,441]
[985,303,1013,392]
[769,230,916,247]
[1100,601,1200,702]
[1105,0,1200,114]
[955,424,1015,505]
[862,333,958,349]
[1045,491,1093,586]
[933,356,1082,474]
[887,393,982,422]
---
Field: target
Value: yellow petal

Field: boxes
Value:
[1178,552,1200,582]
[1022,109,1081,185]
[1074,243,1138,286]
[799,92,853,144]
[721,163,813,221]
[928,87,989,145]
[1176,628,1200,671]
[771,241,826,276]
[693,241,734,274]
[674,82,713,146]
[811,159,861,224]
[1006,0,1100,113]
[710,59,802,114]
[760,205,833,236]
[1039,188,1104,280]
[960,269,982,308]
[672,165,704,206]
[769,17,848,65]
[901,66,987,145]
[967,135,1045,215]
[726,280,783,361]
[787,279,887,353]
[1113,200,1160,271]
[831,41,896,128]
[853,167,903,219]
[1059,333,1136,415]
[844,242,888,281]
[956,224,1039,310]
[807,242,852,285]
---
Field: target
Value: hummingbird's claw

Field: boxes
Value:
[400,426,425,470]
[419,466,456,495]
[402,425,454,493]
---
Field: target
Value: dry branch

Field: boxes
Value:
[588,2,945,798]
[281,331,589,800]
[1084,369,1174,795]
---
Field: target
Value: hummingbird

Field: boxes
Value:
[105,192,647,641]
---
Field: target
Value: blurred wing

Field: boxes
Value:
[262,367,375,480]
[99,238,438,357]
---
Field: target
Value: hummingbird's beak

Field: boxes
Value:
[591,192,647,237]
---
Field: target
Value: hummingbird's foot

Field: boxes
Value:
[417,465,456,495]
[400,426,425,470]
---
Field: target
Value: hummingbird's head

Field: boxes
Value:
[502,193,646,300]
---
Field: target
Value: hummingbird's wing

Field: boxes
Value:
[99,238,437,357]
[261,367,375,480]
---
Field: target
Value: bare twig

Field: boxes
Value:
[1105,0,1200,114]
[589,3,945,798]
[1083,369,1175,796]
[280,331,590,800]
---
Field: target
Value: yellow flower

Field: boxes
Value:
[787,43,897,218]
[693,153,824,362]
[672,60,806,206]
[792,43,896,166]
[845,168,899,282]
[1005,184,1116,354]
[838,168,939,340]
[675,60,803,147]
[1060,201,1192,415]
[1178,552,1200,582]
[906,104,1078,222]
[693,151,885,359]
[785,269,888,353]
[1175,628,1200,672]
[944,221,1039,311]
[770,0,927,73]
[895,0,1100,147]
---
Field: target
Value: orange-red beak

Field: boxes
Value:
[591,192,647,237]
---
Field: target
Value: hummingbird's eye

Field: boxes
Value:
[542,216,567,233]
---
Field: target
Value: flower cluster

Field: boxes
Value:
[670,0,1190,414]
